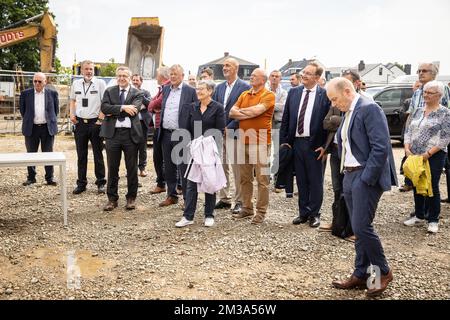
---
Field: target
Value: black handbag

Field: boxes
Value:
[331,195,353,239]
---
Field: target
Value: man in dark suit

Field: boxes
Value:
[213,57,251,213]
[280,62,331,228]
[158,64,198,207]
[19,72,59,186]
[100,66,144,211]
[329,77,397,297]
[132,74,152,178]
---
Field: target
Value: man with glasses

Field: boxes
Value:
[20,72,59,186]
[280,62,331,228]
[100,66,144,211]
[408,63,449,115]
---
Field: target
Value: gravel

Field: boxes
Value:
[0,135,449,300]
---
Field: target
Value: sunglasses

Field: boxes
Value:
[416,69,432,74]
[33,80,43,84]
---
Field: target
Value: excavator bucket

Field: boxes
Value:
[125,17,164,79]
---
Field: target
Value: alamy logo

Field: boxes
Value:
[366,265,381,290]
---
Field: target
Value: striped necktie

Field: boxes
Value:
[297,89,311,135]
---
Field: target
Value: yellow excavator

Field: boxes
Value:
[0,11,57,73]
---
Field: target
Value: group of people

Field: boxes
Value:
[18,59,450,298]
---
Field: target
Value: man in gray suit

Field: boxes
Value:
[100,66,144,211]
[328,77,397,297]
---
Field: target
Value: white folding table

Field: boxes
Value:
[0,152,68,226]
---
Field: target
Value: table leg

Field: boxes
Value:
[61,162,67,226]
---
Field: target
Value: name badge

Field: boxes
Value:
[82,98,88,107]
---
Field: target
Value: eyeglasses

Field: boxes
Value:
[423,90,439,95]
[417,69,432,74]
[33,80,43,83]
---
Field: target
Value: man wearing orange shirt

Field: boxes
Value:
[229,68,275,224]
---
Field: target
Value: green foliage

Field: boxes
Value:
[100,58,118,77]
[0,0,50,71]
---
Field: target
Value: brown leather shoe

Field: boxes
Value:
[159,196,178,207]
[251,214,265,224]
[125,198,136,210]
[332,275,367,290]
[232,211,253,219]
[103,200,118,211]
[366,269,393,297]
[150,186,166,194]
[139,170,148,177]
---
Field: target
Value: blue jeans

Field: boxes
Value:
[183,180,216,221]
[414,150,446,223]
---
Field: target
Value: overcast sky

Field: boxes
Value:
[49,0,450,77]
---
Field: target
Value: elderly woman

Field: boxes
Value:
[175,80,225,228]
[403,80,450,233]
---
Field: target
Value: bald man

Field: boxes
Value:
[20,72,59,186]
[327,77,397,297]
[229,68,275,224]
[213,57,251,213]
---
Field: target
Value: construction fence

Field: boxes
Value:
[0,70,119,135]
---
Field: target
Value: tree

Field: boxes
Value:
[100,58,119,77]
[0,0,50,71]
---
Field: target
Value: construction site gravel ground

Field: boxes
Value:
[0,135,449,300]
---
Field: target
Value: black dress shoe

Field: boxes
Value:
[72,186,86,194]
[231,202,242,214]
[215,200,232,209]
[309,216,320,228]
[98,185,106,194]
[46,180,58,186]
[293,216,309,225]
[441,198,450,203]
[22,179,36,186]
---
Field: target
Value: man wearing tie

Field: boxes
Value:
[280,62,331,228]
[328,77,396,297]
[20,72,59,186]
[213,57,251,213]
[100,66,144,211]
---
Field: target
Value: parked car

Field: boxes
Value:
[365,84,414,142]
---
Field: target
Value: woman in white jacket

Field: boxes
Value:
[176,80,226,227]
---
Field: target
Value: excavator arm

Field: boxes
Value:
[0,12,57,73]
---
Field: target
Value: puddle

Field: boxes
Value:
[24,248,117,285]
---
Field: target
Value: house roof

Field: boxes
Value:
[326,67,349,75]
[201,53,258,66]
[279,59,313,74]
[357,63,382,77]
